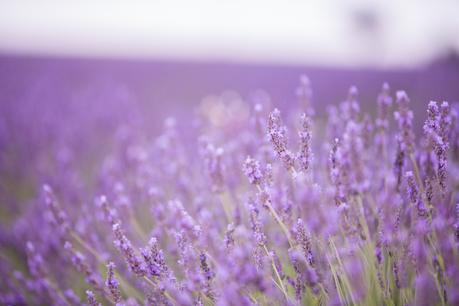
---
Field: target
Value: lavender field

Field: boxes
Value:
[1,56,459,306]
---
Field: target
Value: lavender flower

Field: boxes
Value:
[376,83,392,131]
[423,101,451,195]
[375,83,392,160]
[86,290,102,306]
[454,203,459,243]
[405,171,419,204]
[294,218,314,266]
[436,102,451,194]
[223,223,236,250]
[242,156,263,185]
[288,248,308,301]
[296,75,314,116]
[199,252,215,300]
[394,138,406,192]
[200,141,225,193]
[43,184,70,235]
[297,113,313,173]
[394,91,415,154]
[248,200,267,268]
[424,101,440,137]
[140,237,170,279]
[105,262,122,304]
[268,109,295,172]
[329,138,347,205]
[329,138,340,185]
[405,171,427,217]
[248,201,267,248]
[339,86,361,122]
[112,222,146,277]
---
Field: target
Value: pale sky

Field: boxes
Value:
[0,0,458,68]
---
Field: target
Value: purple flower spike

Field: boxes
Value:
[112,222,146,277]
[243,156,263,185]
[86,290,102,306]
[296,75,314,116]
[394,90,415,154]
[268,108,295,172]
[224,223,236,250]
[294,219,314,266]
[140,237,170,280]
[454,203,459,243]
[43,184,70,235]
[297,113,313,173]
[105,262,122,304]
[201,142,225,193]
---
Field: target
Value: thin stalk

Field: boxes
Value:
[326,253,346,305]
[262,244,290,301]
[129,209,148,241]
[329,237,357,305]
[47,279,73,306]
[256,185,294,248]
[218,192,233,223]
[143,276,176,304]
[355,195,371,243]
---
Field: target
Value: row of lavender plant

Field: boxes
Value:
[1,77,459,305]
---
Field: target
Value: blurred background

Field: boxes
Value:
[1,0,459,116]
[1,0,459,211]
[1,0,459,104]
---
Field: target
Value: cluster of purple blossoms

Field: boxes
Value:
[1,75,459,306]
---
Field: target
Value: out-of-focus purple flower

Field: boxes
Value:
[375,83,392,163]
[394,91,415,155]
[376,83,392,131]
[242,156,263,185]
[64,289,81,305]
[394,138,406,192]
[86,290,102,306]
[405,171,427,217]
[423,101,451,195]
[454,202,459,243]
[296,75,314,116]
[288,248,307,301]
[199,252,215,300]
[200,140,225,193]
[248,200,267,247]
[64,241,103,291]
[25,241,47,279]
[392,260,401,289]
[340,86,360,121]
[293,218,314,266]
[405,171,418,204]
[247,199,268,269]
[436,102,451,195]
[424,176,434,204]
[223,223,235,250]
[105,261,122,304]
[43,184,70,235]
[297,113,313,174]
[268,109,295,172]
